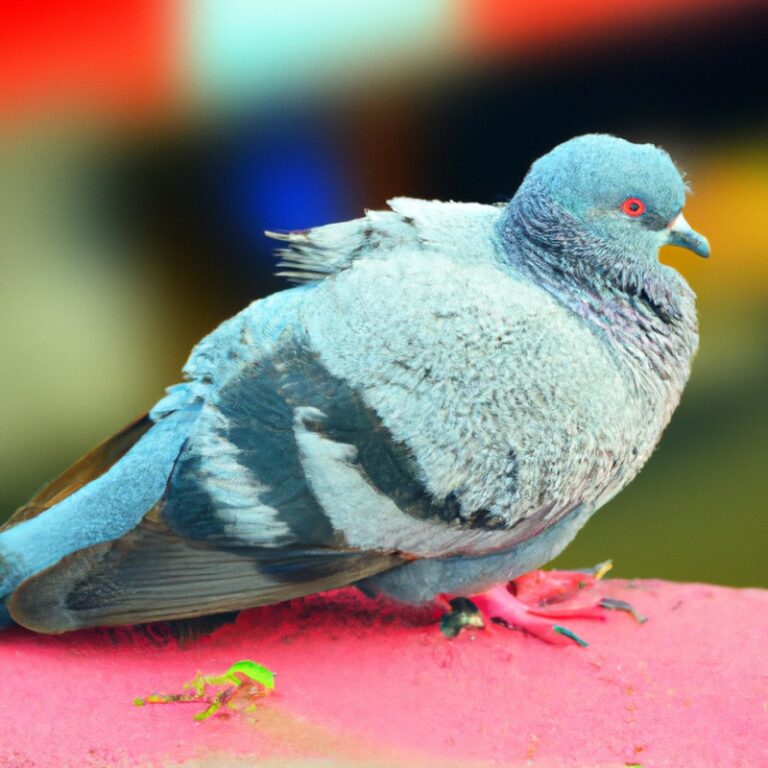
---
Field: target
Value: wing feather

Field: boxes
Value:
[8,507,401,633]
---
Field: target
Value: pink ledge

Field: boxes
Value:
[1,579,766,768]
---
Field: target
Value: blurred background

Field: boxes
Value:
[0,1,766,587]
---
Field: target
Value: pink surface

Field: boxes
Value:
[1,579,767,767]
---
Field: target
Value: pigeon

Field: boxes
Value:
[0,134,709,638]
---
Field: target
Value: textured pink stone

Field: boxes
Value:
[1,579,766,767]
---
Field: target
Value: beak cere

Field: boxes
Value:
[666,212,711,258]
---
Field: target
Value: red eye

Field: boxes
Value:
[621,197,646,217]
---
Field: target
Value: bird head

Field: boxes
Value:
[510,134,710,269]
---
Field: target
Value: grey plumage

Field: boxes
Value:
[0,134,707,632]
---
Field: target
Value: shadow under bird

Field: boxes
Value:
[0,134,709,640]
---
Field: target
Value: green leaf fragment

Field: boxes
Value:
[133,659,276,720]
[224,660,276,689]
[193,697,223,721]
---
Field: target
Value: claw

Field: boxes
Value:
[590,560,614,581]
[440,597,485,638]
[552,625,589,647]
[599,597,648,624]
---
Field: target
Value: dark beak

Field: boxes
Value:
[666,212,710,258]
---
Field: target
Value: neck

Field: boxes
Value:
[499,184,698,392]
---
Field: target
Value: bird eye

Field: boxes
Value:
[621,197,646,217]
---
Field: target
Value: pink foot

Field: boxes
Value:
[441,563,622,646]
[469,584,605,646]
[511,560,613,606]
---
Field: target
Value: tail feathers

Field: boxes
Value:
[8,510,403,633]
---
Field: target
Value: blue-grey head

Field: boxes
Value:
[504,134,709,279]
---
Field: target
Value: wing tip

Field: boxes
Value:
[8,576,81,634]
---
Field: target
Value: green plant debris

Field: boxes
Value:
[134,660,275,720]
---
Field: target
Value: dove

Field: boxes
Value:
[0,134,708,640]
